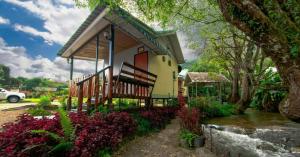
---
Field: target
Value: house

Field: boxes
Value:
[184,72,229,102]
[57,6,184,111]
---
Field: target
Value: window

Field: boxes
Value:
[162,56,166,62]
[168,60,171,66]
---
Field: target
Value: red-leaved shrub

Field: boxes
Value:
[0,114,62,156]
[177,107,202,134]
[140,107,178,128]
[105,112,137,137]
[0,107,177,157]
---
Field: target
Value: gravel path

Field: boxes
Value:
[114,118,215,157]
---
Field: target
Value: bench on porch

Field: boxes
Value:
[67,62,157,112]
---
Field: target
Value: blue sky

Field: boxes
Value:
[0,0,95,81]
[0,1,61,59]
[0,0,195,82]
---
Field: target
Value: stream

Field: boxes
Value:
[204,109,300,157]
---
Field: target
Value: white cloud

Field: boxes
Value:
[4,0,89,45]
[0,16,10,25]
[14,24,56,45]
[0,37,97,82]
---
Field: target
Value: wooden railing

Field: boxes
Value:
[68,66,111,111]
[113,62,157,99]
[68,62,157,112]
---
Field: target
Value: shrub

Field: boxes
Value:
[203,102,236,117]
[131,113,152,135]
[105,112,137,137]
[188,97,236,118]
[28,107,52,116]
[0,114,61,156]
[177,107,202,135]
[31,108,75,156]
[180,129,199,147]
[0,107,176,157]
[38,96,51,106]
[250,71,287,112]
[139,107,178,129]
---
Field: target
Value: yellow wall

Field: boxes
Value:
[148,53,178,98]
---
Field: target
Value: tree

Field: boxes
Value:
[76,0,300,121]
[217,0,300,121]
[0,64,10,86]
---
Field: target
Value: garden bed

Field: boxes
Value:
[0,106,178,156]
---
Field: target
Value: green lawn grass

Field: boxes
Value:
[23,98,40,103]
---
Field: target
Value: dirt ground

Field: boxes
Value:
[0,102,35,126]
[0,109,26,126]
[114,118,215,157]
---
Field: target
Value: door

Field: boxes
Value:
[134,51,148,95]
[134,51,148,77]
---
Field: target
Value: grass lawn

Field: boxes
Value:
[23,98,40,103]
[0,98,40,104]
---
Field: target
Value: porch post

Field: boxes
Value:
[94,34,100,108]
[95,34,99,73]
[67,56,74,111]
[108,24,115,108]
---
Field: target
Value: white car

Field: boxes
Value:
[0,88,26,103]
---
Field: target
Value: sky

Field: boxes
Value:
[0,0,196,82]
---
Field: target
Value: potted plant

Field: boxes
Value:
[178,107,205,148]
[180,130,198,148]
[193,134,205,147]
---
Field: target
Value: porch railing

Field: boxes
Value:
[113,62,157,98]
[68,62,157,112]
[67,66,111,111]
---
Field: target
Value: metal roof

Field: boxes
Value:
[185,72,229,85]
[57,6,182,61]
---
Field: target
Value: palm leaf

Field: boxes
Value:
[58,108,74,140]
[31,130,63,142]
[48,142,73,155]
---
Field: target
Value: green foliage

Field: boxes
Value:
[189,97,236,118]
[38,96,51,107]
[114,99,138,110]
[28,107,51,117]
[31,130,62,141]
[167,98,179,107]
[59,96,67,110]
[131,113,152,135]
[0,64,10,86]
[250,71,287,112]
[96,105,110,114]
[58,108,75,141]
[31,108,75,155]
[97,148,112,157]
[180,129,199,147]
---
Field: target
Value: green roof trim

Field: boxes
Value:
[57,6,175,57]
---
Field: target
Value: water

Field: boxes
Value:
[204,109,300,157]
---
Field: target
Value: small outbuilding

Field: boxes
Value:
[184,72,229,102]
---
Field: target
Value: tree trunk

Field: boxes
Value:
[218,0,300,121]
[237,73,251,113]
[229,65,240,103]
[278,66,300,122]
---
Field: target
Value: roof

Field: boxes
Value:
[185,72,229,85]
[57,6,184,63]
